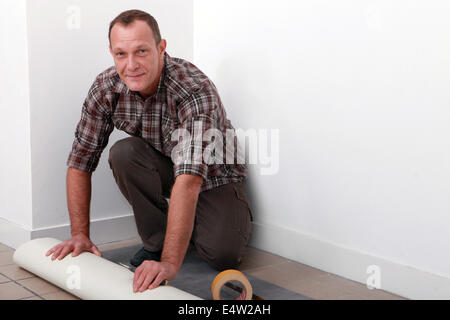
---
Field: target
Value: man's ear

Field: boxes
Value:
[158,39,167,55]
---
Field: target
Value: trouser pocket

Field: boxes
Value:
[233,182,254,222]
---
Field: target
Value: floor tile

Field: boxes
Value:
[292,273,366,299]
[239,247,288,271]
[0,282,35,300]
[369,289,406,300]
[0,264,35,281]
[21,295,43,300]
[17,277,61,295]
[42,291,80,300]
[0,273,11,283]
[272,261,328,281]
[284,272,407,300]
[245,261,327,288]
[328,278,390,299]
[0,243,13,252]
[340,288,407,300]
[245,266,284,287]
[0,251,14,266]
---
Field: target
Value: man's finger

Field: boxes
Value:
[91,245,102,257]
[138,271,157,292]
[133,267,144,292]
[57,246,72,260]
[51,247,62,261]
[72,246,82,257]
[133,266,142,286]
[138,268,160,292]
[148,272,165,290]
[46,244,59,257]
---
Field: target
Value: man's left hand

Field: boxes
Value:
[133,260,178,292]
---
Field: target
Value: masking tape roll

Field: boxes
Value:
[211,269,253,300]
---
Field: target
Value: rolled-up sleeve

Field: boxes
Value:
[171,86,222,181]
[66,79,114,172]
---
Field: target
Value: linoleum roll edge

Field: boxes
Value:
[13,238,202,300]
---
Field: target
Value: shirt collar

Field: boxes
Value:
[153,52,168,97]
[112,74,130,94]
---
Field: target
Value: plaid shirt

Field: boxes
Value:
[67,52,247,192]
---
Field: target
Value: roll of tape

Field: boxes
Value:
[211,269,253,300]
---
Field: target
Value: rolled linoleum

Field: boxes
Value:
[13,238,201,300]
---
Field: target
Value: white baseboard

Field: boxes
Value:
[249,221,450,300]
[0,218,32,249]
[0,215,139,250]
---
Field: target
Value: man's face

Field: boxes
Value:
[109,20,166,97]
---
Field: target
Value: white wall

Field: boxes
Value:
[194,0,450,299]
[0,0,33,230]
[27,0,193,231]
[0,0,193,246]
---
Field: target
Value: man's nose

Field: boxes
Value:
[127,55,139,71]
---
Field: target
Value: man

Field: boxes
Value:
[46,9,252,293]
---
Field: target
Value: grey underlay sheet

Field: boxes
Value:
[102,244,312,300]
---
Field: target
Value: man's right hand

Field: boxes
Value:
[45,234,102,261]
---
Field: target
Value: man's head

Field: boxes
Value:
[109,10,166,98]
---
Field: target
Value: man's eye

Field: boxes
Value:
[116,52,124,56]
[139,49,147,54]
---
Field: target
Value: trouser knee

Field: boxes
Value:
[108,137,147,171]
[202,246,244,271]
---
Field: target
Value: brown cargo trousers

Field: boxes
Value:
[107,136,253,270]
